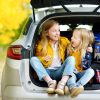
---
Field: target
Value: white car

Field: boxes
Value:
[1,0,100,100]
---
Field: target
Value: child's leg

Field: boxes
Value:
[30,57,50,81]
[55,75,69,95]
[67,74,84,98]
[69,68,94,97]
[76,68,94,87]
[30,57,56,93]
[63,56,75,77]
[51,56,75,81]
[55,56,75,95]
[67,73,77,90]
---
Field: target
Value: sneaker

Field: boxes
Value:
[64,86,69,95]
[55,81,65,95]
[47,80,57,94]
[70,86,84,98]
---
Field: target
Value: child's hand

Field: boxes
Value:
[86,47,93,53]
[44,55,52,61]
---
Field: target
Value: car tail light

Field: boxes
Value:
[7,45,23,60]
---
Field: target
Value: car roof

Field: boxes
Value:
[31,0,100,8]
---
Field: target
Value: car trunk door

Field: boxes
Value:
[31,0,100,9]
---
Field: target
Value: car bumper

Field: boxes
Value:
[2,86,100,100]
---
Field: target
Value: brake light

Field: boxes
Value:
[7,45,23,60]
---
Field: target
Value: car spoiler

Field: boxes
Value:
[31,0,100,9]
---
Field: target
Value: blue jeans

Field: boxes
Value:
[67,68,95,90]
[30,56,75,81]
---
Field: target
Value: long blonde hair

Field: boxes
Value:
[67,28,94,58]
[39,20,59,55]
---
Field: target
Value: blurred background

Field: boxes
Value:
[0,0,32,98]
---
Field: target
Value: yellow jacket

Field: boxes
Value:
[71,50,83,72]
[35,36,70,68]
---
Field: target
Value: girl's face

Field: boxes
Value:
[71,30,81,49]
[47,23,60,42]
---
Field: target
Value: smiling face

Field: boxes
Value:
[47,23,60,42]
[71,29,81,50]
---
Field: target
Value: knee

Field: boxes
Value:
[87,68,95,76]
[91,68,95,76]
[30,57,40,63]
[68,56,75,61]
[65,56,75,64]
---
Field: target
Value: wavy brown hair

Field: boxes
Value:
[39,20,59,55]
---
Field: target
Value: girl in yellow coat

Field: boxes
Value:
[66,28,95,97]
[30,20,74,95]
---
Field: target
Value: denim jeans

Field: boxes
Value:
[67,68,95,90]
[30,56,75,81]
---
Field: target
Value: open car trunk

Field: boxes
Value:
[29,12,100,90]
[28,0,100,92]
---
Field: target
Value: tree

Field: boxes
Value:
[0,0,32,46]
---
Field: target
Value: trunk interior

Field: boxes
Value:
[29,12,100,90]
